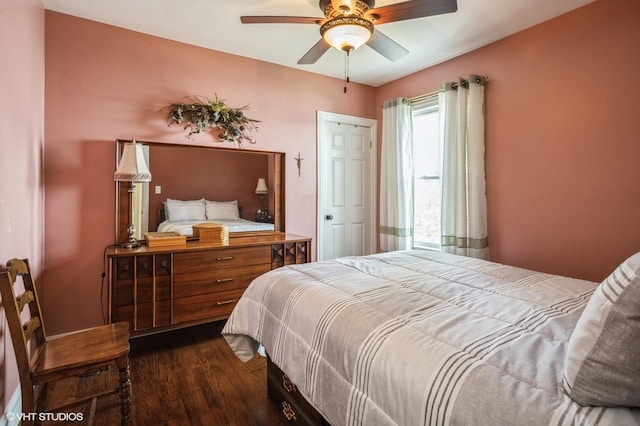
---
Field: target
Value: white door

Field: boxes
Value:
[317,111,377,261]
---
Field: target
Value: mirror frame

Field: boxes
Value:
[115,139,285,244]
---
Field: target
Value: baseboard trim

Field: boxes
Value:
[1,386,21,426]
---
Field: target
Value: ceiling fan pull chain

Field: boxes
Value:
[344,49,350,93]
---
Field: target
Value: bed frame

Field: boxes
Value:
[267,357,328,425]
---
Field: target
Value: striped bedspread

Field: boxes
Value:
[222,250,640,425]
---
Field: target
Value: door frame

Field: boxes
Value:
[317,111,377,261]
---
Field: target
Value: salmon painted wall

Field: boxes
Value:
[44,11,377,335]
[0,0,45,409]
[376,0,640,282]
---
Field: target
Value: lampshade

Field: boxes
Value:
[114,141,152,182]
[255,178,268,195]
[321,16,373,52]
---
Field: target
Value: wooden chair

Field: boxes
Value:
[0,258,132,425]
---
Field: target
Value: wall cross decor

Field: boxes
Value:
[294,152,304,177]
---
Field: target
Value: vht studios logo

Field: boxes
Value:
[6,412,84,422]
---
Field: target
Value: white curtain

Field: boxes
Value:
[439,75,489,259]
[380,97,413,252]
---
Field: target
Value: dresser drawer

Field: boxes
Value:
[173,288,246,323]
[173,246,270,274]
[173,263,270,299]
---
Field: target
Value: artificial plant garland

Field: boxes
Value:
[164,95,260,147]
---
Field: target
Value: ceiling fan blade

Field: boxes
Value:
[240,16,323,25]
[297,39,331,64]
[367,0,458,25]
[367,30,409,62]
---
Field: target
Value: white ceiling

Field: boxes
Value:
[41,0,596,87]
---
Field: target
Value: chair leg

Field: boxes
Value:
[87,397,98,426]
[116,356,132,424]
[21,383,36,425]
[34,383,48,426]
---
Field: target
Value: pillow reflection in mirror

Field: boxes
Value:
[166,198,206,222]
[206,200,240,220]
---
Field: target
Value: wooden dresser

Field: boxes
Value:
[106,233,311,337]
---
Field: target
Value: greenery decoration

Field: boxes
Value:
[164,95,260,147]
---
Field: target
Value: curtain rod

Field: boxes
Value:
[409,75,489,103]
[409,90,438,103]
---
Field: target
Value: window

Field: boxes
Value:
[411,95,441,250]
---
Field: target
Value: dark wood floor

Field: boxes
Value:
[45,321,287,425]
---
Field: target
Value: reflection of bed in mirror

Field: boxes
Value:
[114,139,284,244]
[156,198,275,236]
[158,219,274,235]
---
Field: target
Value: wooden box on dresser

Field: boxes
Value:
[106,232,311,336]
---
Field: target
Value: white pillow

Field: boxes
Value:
[165,198,206,222]
[206,200,239,220]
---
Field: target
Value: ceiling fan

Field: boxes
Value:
[240,0,458,65]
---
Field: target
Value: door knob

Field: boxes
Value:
[325,214,334,220]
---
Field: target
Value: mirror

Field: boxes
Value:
[115,139,285,244]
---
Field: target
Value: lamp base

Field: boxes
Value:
[121,239,140,249]
[121,222,139,249]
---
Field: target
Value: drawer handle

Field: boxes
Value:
[282,374,297,393]
[282,401,297,422]
[216,256,235,261]
[215,278,235,283]
[216,299,238,306]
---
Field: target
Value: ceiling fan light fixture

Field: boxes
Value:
[320,16,374,52]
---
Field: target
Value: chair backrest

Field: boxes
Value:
[0,258,47,412]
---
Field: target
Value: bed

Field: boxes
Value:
[222,250,640,425]
[157,198,275,236]
[157,218,274,235]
